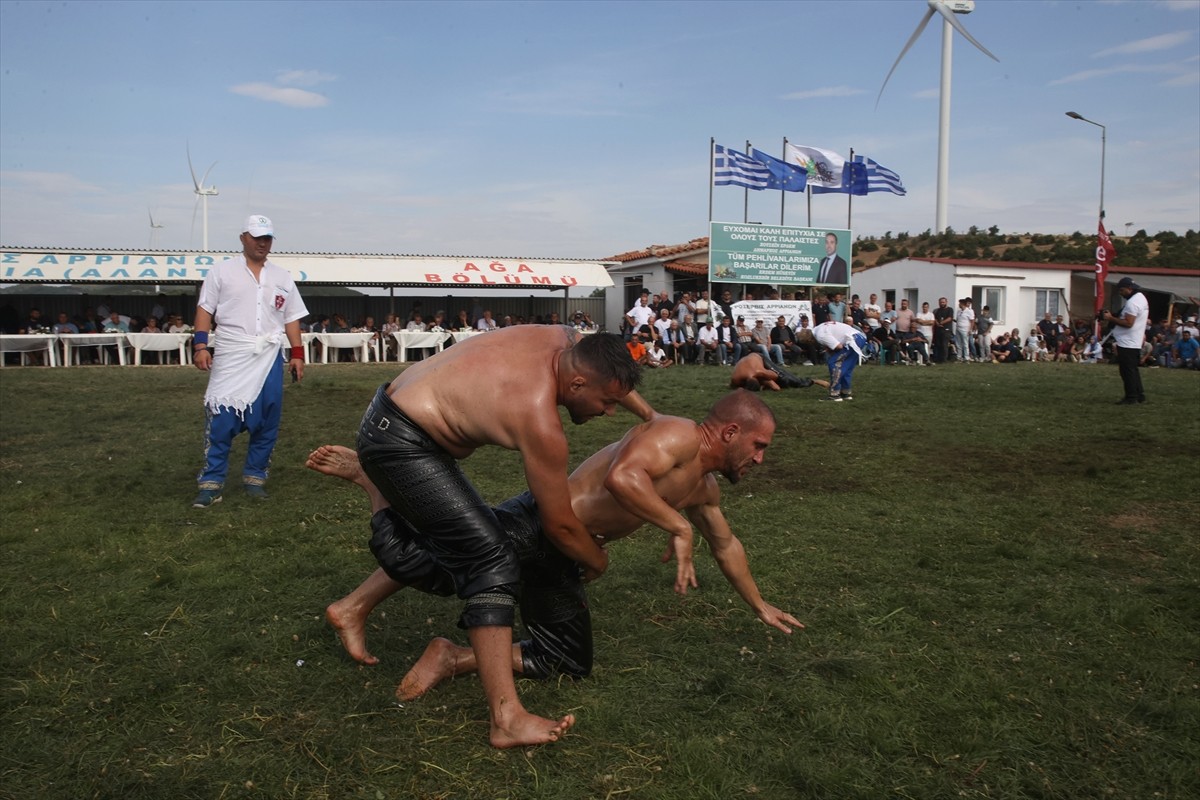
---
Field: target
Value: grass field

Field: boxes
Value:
[1,357,1198,800]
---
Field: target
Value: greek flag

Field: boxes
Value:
[810,155,907,196]
[858,155,906,195]
[750,148,808,192]
[713,144,770,190]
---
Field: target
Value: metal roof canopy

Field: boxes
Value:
[0,248,616,291]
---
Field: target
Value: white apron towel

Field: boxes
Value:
[204,329,283,418]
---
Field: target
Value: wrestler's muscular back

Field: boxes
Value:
[385,326,575,458]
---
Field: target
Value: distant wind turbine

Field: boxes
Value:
[148,208,165,249]
[187,145,219,251]
[877,0,999,233]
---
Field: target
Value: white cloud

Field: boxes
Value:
[276,69,336,87]
[229,83,330,108]
[780,86,865,100]
[1094,31,1192,57]
[1048,62,1191,85]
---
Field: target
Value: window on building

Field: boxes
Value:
[972,286,1005,323]
[1035,289,1061,320]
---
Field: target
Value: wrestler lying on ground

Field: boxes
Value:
[309,390,802,720]
[729,352,830,393]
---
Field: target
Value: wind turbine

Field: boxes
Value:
[877,0,999,233]
[187,145,219,251]
[148,208,165,249]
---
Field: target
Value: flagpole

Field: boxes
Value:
[847,148,855,231]
[708,138,714,316]
[743,139,751,223]
[779,137,786,226]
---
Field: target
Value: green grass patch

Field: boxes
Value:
[1,360,1198,799]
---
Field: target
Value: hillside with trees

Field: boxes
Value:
[851,227,1200,270]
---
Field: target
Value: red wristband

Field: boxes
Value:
[291,346,305,361]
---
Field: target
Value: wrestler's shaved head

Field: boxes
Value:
[705,389,775,429]
[567,332,642,392]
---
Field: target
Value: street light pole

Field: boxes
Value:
[1066,111,1106,219]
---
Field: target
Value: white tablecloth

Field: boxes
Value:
[125,332,191,365]
[58,333,127,366]
[0,334,59,367]
[393,330,451,362]
[451,330,482,344]
[315,331,379,363]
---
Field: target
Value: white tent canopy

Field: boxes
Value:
[1,248,615,290]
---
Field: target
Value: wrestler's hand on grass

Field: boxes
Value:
[660,532,697,595]
[756,603,805,634]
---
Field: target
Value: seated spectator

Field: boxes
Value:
[678,315,699,364]
[662,320,688,364]
[142,316,162,333]
[102,311,129,333]
[645,338,672,369]
[1069,335,1088,363]
[19,307,47,334]
[990,333,1020,363]
[717,317,741,366]
[652,308,673,344]
[749,318,781,364]
[793,315,820,365]
[452,309,472,331]
[870,323,898,365]
[52,312,79,334]
[769,316,804,364]
[380,313,402,358]
[476,310,498,331]
[626,330,649,365]
[734,316,754,361]
[904,328,931,365]
[405,314,426,332]
[79,307,102,334]
[1151,332,1175,368]
[329,313,351,333]
[1173,329,1199,369]
[1052,329,1073,362]
[697,320,720,365]
[1081,335,1103,363]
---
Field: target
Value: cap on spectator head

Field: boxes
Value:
[1116,277,1139,291]
[243,215,274,238]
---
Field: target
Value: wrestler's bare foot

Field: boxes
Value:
[326,599,379,665]
[489,711,576,750]
[306,444,368,487]
[397,637,463,701]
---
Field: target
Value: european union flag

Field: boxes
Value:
[750,148,809,192]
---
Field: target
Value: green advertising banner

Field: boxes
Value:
[708,222,852,285]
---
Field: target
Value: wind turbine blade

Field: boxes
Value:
[187,145,201,191]
[934,2,999,62]
[876,6,937,108]
[200,162,218,190]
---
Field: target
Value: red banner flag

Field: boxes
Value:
[1094,220,1116,318]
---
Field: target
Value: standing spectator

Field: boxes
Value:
[191,214,307,507]
[954,298,975,363]
[814,319,868,402]
[1103,277,1150,404]
[863,293,882,331]
[895,298,916,334]
[625,291,655,339]
[715,289,734,323]
[693,290,712,329]
[811,293,831,326]
[975,306,995,362]
[827,292,847,326]
[673,292,695,326]
[879,300,898,332]
[916,301,936,350]
[932,297,954,363]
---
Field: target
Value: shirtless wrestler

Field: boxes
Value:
[309,390,801,741]
[729,352,830,393]
[352,326,652,748]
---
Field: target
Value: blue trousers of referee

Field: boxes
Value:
[197,356,284,490]
[827,333,867,398]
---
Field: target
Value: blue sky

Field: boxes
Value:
[1,0,1197,259]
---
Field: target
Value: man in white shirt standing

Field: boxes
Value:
[954,298,976,363]
[1104,277,1150,404]
[191,215,308,507]
[814,319,867,402]
[625,290,655,339]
